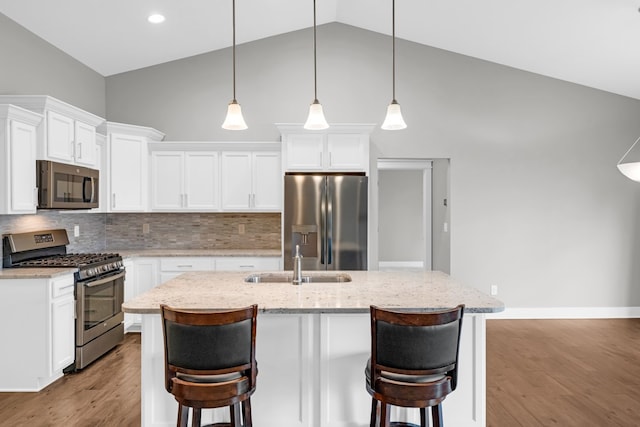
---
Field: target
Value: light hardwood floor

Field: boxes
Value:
[487,318,640,426]
[1,319,639,426]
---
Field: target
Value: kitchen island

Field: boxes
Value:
[123,270,503,427]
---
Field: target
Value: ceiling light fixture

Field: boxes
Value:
[147,14,165,24]
[222,0,248,130]
[617,136,640,182]
[381,0,407,130]
[304,0,329,130]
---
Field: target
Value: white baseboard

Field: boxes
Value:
[486,306,640,319]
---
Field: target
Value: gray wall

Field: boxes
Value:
[432,159,450,273]
[0,13,106,117]
[378,169,425,263]
[106,23,640,308]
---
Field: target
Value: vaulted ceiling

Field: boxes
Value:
[1,0,640,100]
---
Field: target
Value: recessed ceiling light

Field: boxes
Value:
[148,14,165,24]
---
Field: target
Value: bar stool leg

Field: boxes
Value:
[370,398,378,427]
[420,407,429,427]
[230,402,242,427]
[380,403,391,427]
[242,399,253,427]
[177,404,189,427]
[191,408,201,427]
[431,404,443,427]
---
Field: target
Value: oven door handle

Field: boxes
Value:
[82,270,125,288]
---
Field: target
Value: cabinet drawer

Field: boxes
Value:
[160,257,215,271]
[215,257,281,271]
[51,275,75,299]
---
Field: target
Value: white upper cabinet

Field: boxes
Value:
[101,122,165,212]
[0,105,42,214]
[150,151,220,211]
[221,151,281,211]
[0,96,104,168]
[277,124,374,174]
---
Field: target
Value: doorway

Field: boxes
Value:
[374,158,450,273]
[377,159,431,270]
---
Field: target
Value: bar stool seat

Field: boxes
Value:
[366,304,464,427]
[161,304,258,427]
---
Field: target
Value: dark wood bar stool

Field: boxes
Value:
[366,304,465,427]
[160,304,258,427]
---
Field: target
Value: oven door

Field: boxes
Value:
[76,270,125,346]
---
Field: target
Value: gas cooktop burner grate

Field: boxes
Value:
[16,253,121,268]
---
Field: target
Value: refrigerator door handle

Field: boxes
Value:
[320,180,326,265]
[327,185,333,265]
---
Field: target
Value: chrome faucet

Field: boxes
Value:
[292,244,303,285]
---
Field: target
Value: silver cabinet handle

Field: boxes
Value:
[33,187,38,207]
[176,265,193,268]
[329,152,333,167]
[184,194,188,207]
[112,193,116,209]
[248,194,251,208]
[77,142,82,160]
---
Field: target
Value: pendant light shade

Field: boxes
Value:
[222,100,248,130]
[381,100,407,130]
[381,0,406,130]
[617,136,640,182]
[304,0,329,130]
[221,0,247,130]
[304,100,329,130]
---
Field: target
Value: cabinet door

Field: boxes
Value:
[326,134,368,171]
[47,111,75,162]
[252,152,281,210]
[151,151,184,210]
[129,259,159,326]
[110,133,147,212]
[221,152,252,210]
[184,152,220,210]
[74,121,97,167]
[284,134,324,171]
[8,120,37,213]
[51,294,75,373]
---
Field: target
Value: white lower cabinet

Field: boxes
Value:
[215,257,281,271]
[0,273,75,391]
[159,257,215,283]
[50,276,76,373]
[124,258,160,330]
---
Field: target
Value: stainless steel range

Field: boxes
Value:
[2,229,124,371]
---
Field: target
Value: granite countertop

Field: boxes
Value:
[113,249,282,258]
[0,267,77,280]
[122,270,504,314]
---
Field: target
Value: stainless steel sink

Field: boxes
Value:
[244,273,352,283]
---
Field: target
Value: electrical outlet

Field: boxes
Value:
[238,224,246,235]
[73,225,80,237]
[490,285,498,296]
[142,223,150,234]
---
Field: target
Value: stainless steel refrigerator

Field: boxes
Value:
[284,173,368,270]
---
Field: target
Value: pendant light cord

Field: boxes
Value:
[232,0,237,102]
[313,0,318,102]
[391,0,396,102]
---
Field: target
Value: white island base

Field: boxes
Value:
[139,312,486,427]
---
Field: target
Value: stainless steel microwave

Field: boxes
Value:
[36,160,99,209]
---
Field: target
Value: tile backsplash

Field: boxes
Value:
[105,213,281,250]
[0,212,281,253]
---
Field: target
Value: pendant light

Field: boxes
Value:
[381,0,407,130]
[304,0,329,130]
[222,0,248,130]
[617,136,640,182]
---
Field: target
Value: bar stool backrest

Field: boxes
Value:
[161,304,258,393]
[371,305,464,390]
